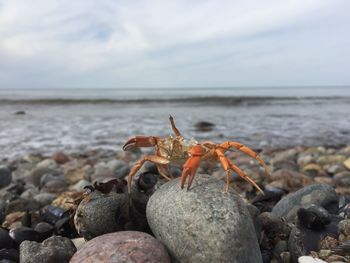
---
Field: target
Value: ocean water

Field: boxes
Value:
[0,87,349,159]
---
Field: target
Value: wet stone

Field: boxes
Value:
[272,184,339,223]
[147,174,262,263]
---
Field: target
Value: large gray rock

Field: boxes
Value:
[146,174,262,263]
[272,184,338,223]
[20,235,76,263]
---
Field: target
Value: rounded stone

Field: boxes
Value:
[0,166,12,189]
[70,231,170,263]
[272,184,339,223]
[74,191,128,240]
[146,174,262,263]
[29,167,62,187]
[52,152,70,164]
[33,193,57,207]
[20,235,76,263]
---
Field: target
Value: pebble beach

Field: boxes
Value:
[0,88,350,263]
[1,143,350,262]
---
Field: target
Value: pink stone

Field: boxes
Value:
[70,231,170,263]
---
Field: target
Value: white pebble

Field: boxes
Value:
[298,256,327,263]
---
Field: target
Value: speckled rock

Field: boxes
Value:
[146,174,262,263]
[70,231,170,263]
[272,184,338,223]
[20,235,76,263]
[74,191,128,240]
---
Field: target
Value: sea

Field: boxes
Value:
[0,86,349,159]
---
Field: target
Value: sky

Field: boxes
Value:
[0,0,349,89]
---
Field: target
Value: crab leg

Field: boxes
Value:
[219,141,270,176]
[123,136,160,151]
[169,115,182,137]
[215,149,264,193]
[156,164,174,180]
[181,145,204,190]
[127,155,170,193]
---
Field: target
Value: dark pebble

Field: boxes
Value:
[252,188,285,212]
[34,223,54,238]
[0,166,12,189]
[297,205,331,230]
[0,249,19,262]
[0,229,13,249]
[39,205,65,225]
[9,227,44,245]
[137,172,158,192]
[288,216,341,263]
[194,121,215,132]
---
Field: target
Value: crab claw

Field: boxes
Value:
[123,136,159,151]
[180,144,204,190]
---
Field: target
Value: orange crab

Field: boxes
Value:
[123,116,270,193]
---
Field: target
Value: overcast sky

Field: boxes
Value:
[0,0,349,89]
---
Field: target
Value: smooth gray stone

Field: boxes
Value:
[147,174,262,263]
[272,184,338,223]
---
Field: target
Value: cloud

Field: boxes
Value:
[0,0,349,88]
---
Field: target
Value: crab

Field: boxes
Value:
[123,115,270,193]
